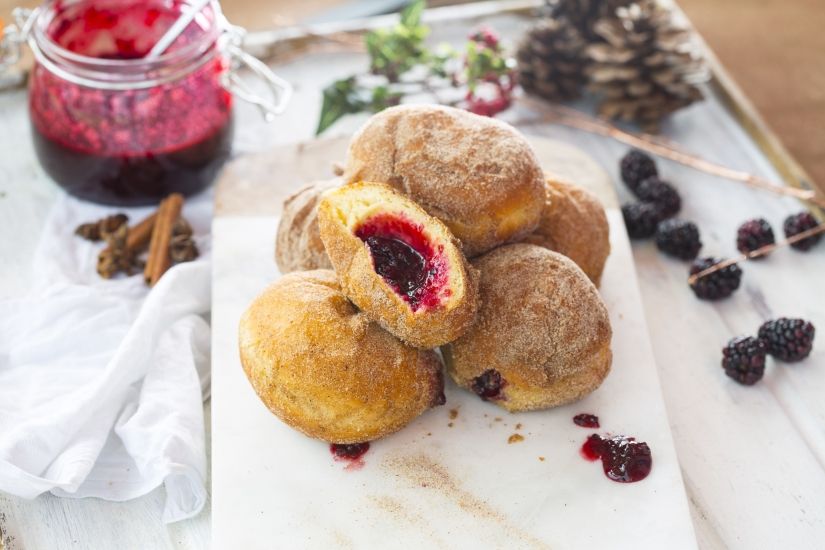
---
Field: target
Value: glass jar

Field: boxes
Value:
[1,0,289,206]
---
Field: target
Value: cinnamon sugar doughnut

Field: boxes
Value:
[443,244,612,412]
[522,173,611,287]
[318,181,479,349]
[239,270,445,444]
[343,104,545,257]
[275,178,341,273]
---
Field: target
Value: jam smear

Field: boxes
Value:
[331,442,370,471]
[330,442,371,460]
[355,213,449,311]
[581,434,652,483]
[573,414,600,428]
[471,369,507,401]
[364,236,434,306]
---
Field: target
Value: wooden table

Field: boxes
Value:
[2,2,824,548]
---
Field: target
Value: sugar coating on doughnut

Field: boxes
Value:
[522,173,611,287]
[239,270,445,444]
[444,244,612,412]
[318,181,480,349]
[275,178,341,273]
[343,104,545,257]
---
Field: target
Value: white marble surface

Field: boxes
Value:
[1,5,825,549]
[211,208,697,549]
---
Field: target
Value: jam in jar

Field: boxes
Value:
[26,0,235,205]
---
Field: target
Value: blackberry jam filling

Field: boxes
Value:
[581,434,652,483]
[364,236,434,306]
[355,213,449,311]
[471,369,507,401]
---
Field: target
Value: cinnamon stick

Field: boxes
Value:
[144,194,184,287]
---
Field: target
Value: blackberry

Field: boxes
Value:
[783,212,822,251]
[721,335,767,385]
[736,218,775,256]
[656,219,701,259]
[622,202,662,239]
[689,256,742,300]
[620,150,658,191]
[758,318,815,362]
[636,177,681,217]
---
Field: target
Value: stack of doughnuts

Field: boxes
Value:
[243,104,613,447]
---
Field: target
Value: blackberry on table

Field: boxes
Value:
[758,318,815,362]
[656,219,701,259]
[636,177,681,218]
[620,150,658,192]
[783,212,822,251]
[622,202,663,239]
[736,218,775,256]
[722,335,767,385]
[689,256,742,300]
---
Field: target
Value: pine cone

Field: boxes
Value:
[516,17,588,102]
[549,0,634,40]
[584,1,709,131]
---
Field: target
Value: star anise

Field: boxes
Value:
[169,218,199,262]
[96,223,145,279]
[75,213,128,241]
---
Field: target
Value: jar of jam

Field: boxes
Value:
[1,0,290,205]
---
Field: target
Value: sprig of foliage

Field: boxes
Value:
[316,0,514,135]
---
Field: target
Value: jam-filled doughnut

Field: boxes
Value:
[275,178,340,273]
[239,270,445,444]
[343,104,545,257]
[522,173,611,287]
[443,244,612,412]
[317,181,479,349]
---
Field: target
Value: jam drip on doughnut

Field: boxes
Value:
[355,212,450,311]
[471,369,508,401]
[581,434,652,483]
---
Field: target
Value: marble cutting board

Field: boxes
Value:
[211,136,699,549]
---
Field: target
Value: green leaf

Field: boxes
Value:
[316,78,366,135]
[400,0,426,28]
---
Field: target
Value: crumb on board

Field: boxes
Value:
[494,418,502,422]
[516,423,522,430]
[448,423,453,427]
[449,409,458,420]
[508,434,524,444]
[539,457,545,461]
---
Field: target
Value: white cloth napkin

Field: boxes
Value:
[0,191,213,523]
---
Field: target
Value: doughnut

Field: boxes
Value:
[343,104,546,257]
[239,270,445,444]
[275,178,340,273]
[317,181,480,349]
[443,244,612,412]
[522,173,611,287]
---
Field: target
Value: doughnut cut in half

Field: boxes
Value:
[318,181,480,349]
[239,270,445,444]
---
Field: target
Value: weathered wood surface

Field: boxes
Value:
[2,2,825,548]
